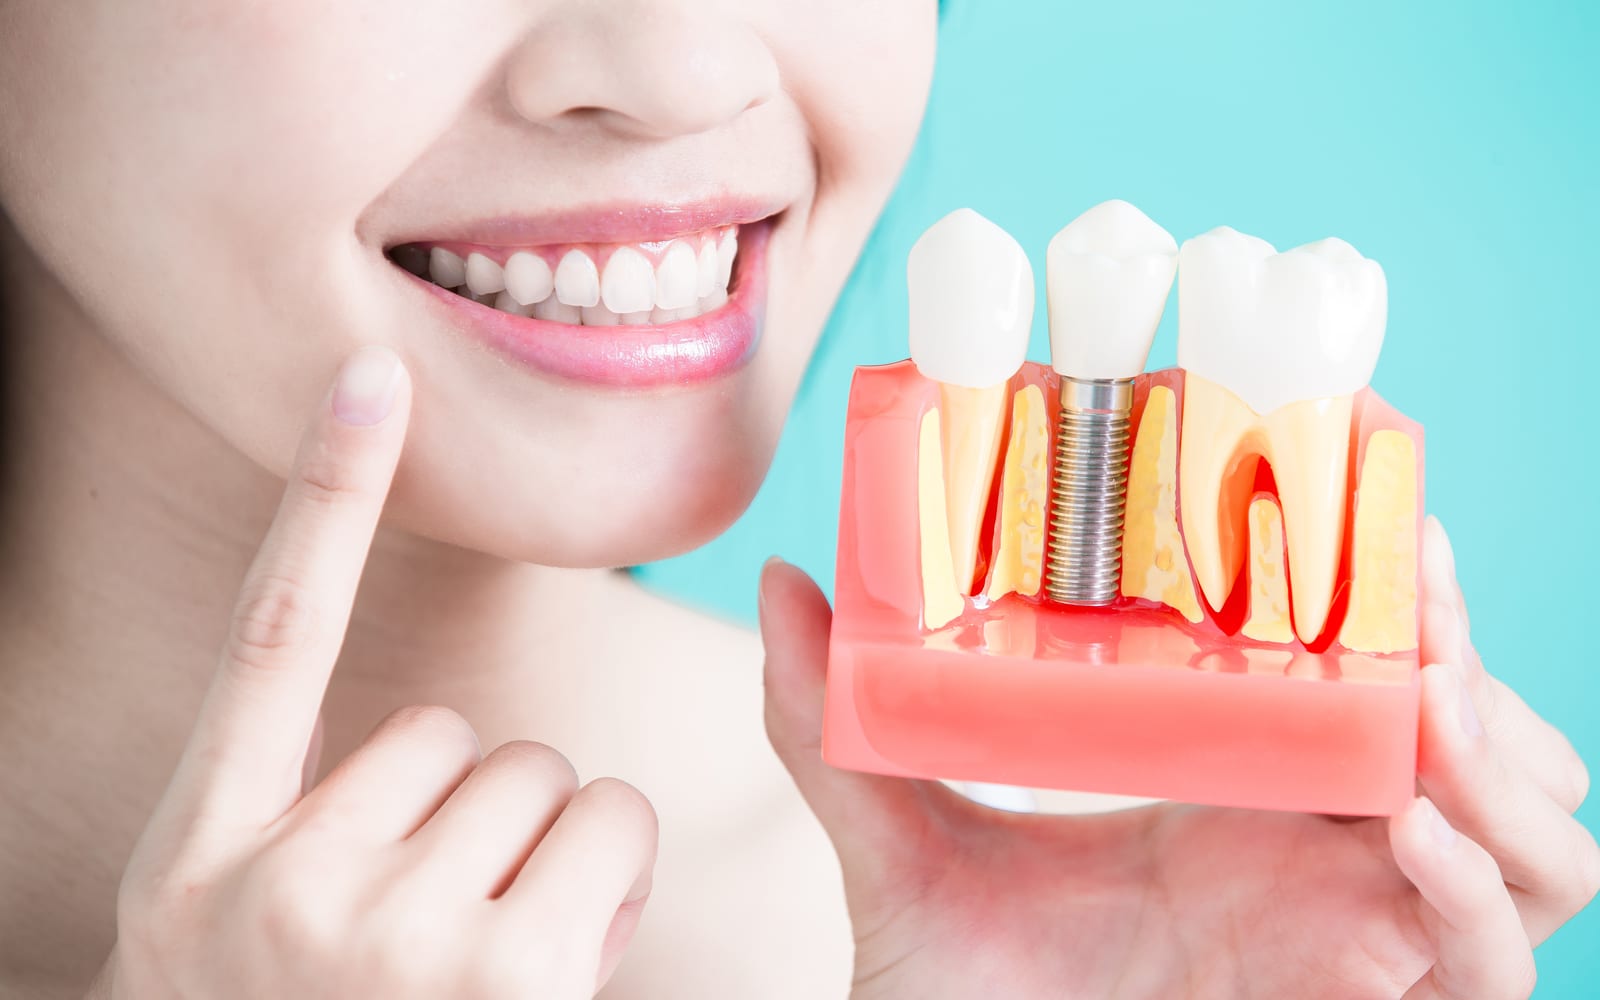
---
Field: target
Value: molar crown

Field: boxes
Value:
[1177,227,1387,415]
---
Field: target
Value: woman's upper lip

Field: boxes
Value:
[387,196,786,249]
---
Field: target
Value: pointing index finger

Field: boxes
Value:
[172,346,410,828]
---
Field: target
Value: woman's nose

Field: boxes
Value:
[504,1,779,140]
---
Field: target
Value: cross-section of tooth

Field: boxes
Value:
[907,208,1034,594]
[429,247,466,288]
[696,241,719,297]
[465,252,506,295]
[655,241,699,310]
[1177,228,1387,643]
[554,250,600,307]
[504,251,554,305]
[601,247,656,313]
[1240,496,1294,644]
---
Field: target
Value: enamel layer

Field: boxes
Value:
[397,226,739,326]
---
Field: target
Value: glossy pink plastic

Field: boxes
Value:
[824,360,1424,816]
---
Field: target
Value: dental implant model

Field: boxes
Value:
[907,209,1034,603]
[823,202,1425,818]
[1043,201,1179,605]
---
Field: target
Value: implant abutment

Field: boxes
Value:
[1045,376,1135,606]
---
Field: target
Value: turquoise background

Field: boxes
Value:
[640,1,1599,990]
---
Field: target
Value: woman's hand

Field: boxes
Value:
[761,518,1597,1000]
[93,347,657,1000]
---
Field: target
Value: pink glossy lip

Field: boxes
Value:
[397,212,773,389]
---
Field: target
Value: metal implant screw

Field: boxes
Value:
[1045,377,1135,606]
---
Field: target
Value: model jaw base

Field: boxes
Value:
[825,360,1423,817]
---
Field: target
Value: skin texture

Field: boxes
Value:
[0,1,934,997]
[760,517,1600,999]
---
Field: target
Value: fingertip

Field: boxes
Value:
[331,345,408,427]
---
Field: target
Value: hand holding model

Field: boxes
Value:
[762,532,1596,999]
[760,202,1598,998]
[89,348,657,1000]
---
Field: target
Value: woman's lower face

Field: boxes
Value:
[0,0,938,566]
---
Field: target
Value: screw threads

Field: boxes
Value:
[1045,378,1134,606]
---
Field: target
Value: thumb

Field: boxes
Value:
[759,557,951,896]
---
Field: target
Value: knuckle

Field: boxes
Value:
[1569,756,1591,812]
[228,575,318,667]
[484,740,579,792]
[1575,829,1600,910]
[377,704,480,757]
[574,776,658,840]
[293,439,368,509]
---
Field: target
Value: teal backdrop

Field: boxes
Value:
[638,1,1599,989]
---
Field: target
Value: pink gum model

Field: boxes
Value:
[823,360,1424,816]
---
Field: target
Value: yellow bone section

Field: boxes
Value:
[1179,375,1352,643]
[939,382,1009,594]
[1119,385,1204,623]
[1241,497,1294,643]
[987,384,1049,601]
[918,409,964,629]
[1340,430,1419,653]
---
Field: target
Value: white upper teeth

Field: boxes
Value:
[429,247,467,288]
[555,250,601,307]
[906,208,1034,388]
[413,230,739,327]
[1178,227,1387,414]
[600,246,656,313]
[504,251,554,305]
[1046,200,1178,379]
[654,241,699,310]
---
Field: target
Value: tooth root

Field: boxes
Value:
[554,250,600,307]
[939,383,1008,593]
[1262,395,1352,643]
[1240,496,1294,644]
[1178,374,1353,644]
[465,252,506,295]
[429,247,466,288]
[1178,375,1261,613]
[918,409,964,629]
[504,251,554,305]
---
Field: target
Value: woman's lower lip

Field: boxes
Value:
[413,220,769,389]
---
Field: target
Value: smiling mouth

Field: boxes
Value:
[383,208,776,388]
[391,224,741,326]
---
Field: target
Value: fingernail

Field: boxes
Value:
[1455,667,1484,738]
[332,346,403,426]
[1423,798,1458,849]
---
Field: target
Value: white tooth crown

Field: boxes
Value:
[465,252,506,295]
[555,250,601,307]
[1178,227,1387,415]
[601,246,655,313]
[504,251,554,305]
[410,226,739,326]
[655,241,699,309]
[1046,200,1177,379]
[907,208,1034,388]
